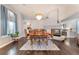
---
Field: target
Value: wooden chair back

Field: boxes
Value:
[24,29,27,38]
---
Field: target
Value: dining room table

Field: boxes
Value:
[28,29,51,45]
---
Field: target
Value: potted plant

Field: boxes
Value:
[15,32,19,37]
[8,32,19,41]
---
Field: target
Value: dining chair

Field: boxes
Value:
[24,29,29,39]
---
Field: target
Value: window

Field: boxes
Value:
[7,10,17,34]
[0,5,17,36]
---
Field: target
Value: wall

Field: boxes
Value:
[17,13,25,37]
[24,18,59,34]
[61,13,79,38]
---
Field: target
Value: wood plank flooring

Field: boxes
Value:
[0,37,79,55]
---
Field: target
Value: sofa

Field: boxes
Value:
[51,29,67,42]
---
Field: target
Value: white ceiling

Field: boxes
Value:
[5,4,79,20]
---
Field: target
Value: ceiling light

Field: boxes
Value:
[35,13,43,20]
[36,15,42,20]
[27,22,30,26]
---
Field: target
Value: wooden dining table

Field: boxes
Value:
[28,29,51,45]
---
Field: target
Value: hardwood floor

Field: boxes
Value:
[0,37,79,55]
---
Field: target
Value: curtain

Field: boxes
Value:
[1,5,7,35]
[15,14,18,32]
[0,5,1,36]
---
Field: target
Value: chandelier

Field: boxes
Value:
[35,13,43,20]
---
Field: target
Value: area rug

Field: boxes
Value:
[20,40,60,50]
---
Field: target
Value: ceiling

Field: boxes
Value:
[4,4,79,20]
